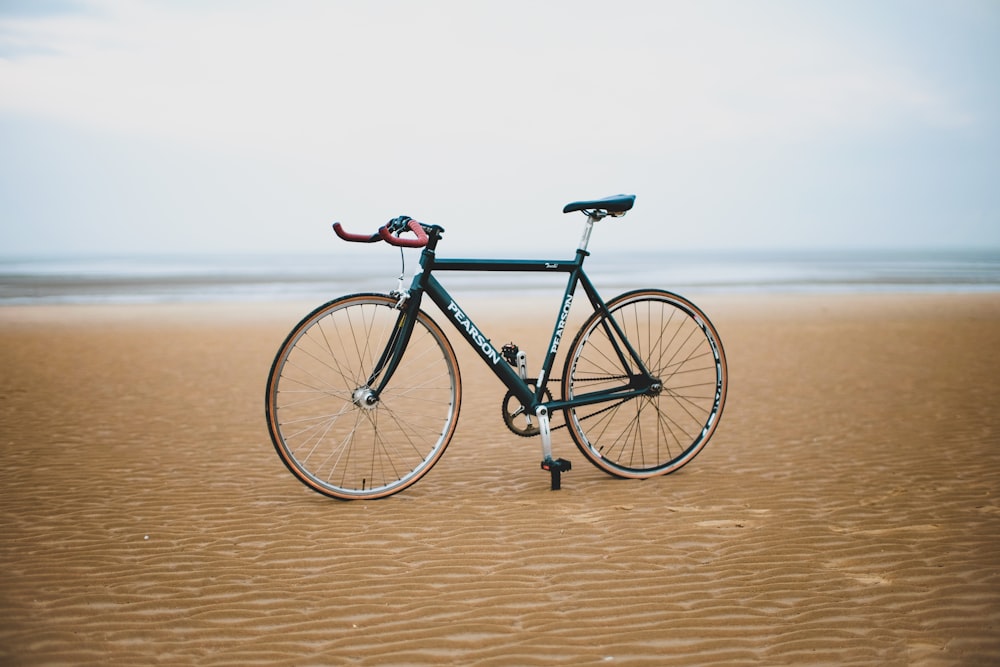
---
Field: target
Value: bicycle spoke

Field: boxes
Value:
[563,291,726,478]
[266,295,461,499]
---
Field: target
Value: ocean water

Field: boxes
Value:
[1,248,999,305]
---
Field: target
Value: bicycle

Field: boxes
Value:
[265,194,728,500]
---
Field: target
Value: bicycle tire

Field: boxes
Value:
[562,289,727,478]
[265,293,462,500]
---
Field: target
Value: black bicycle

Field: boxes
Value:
[265,195,728,500]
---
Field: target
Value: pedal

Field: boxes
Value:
[541,457,572,490]
[501,342,519,366]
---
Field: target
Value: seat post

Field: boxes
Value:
[578,215,597,252]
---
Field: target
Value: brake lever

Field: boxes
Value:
[379,219,429,248]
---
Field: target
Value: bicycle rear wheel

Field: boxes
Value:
[562,289,727,478]
[265,294,461,500]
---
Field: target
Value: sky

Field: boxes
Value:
[1,0,998,256]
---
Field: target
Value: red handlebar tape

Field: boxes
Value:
[333,220,429,248]
[379,220,429,248]
[332,222,380,243]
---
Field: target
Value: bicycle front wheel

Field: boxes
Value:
[265,294,462,500]
[562,290,727,478]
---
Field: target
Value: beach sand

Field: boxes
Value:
[1,292,998,666]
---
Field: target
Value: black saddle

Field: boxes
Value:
[562,194,636,215]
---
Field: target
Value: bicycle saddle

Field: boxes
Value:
[562,194,636,214]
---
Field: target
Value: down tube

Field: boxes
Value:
[423,275,535,406]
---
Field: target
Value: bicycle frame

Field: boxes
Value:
[367,227,658,424]
[270,195,728,497]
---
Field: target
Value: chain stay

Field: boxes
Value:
[502,374,636,437]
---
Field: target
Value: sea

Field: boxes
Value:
[2,248,999,306]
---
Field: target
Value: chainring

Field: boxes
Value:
[501,383,553,437]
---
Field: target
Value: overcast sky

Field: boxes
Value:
[1,0,998,256]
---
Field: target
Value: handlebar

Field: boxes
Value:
[332,217,430,248]
[379,220,429,247]
[332,222,380,243]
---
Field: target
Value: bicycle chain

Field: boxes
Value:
[501,375,634,438]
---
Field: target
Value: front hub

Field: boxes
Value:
[352,387,379,410]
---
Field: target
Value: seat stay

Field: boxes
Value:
[575,270,656,383]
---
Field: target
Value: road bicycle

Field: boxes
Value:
[265,195,728,500]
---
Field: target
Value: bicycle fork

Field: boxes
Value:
[360,294,420,405]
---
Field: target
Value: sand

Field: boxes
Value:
[1,292,999,666]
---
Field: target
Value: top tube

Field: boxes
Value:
[423,255,586,273]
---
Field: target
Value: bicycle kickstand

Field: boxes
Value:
[536,406,572,490]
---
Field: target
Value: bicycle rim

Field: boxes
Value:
[265,294,461,499]
[562,290,727,478]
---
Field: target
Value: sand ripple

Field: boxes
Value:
[1,296,999,665]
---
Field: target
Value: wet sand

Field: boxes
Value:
[1,292,998,665]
